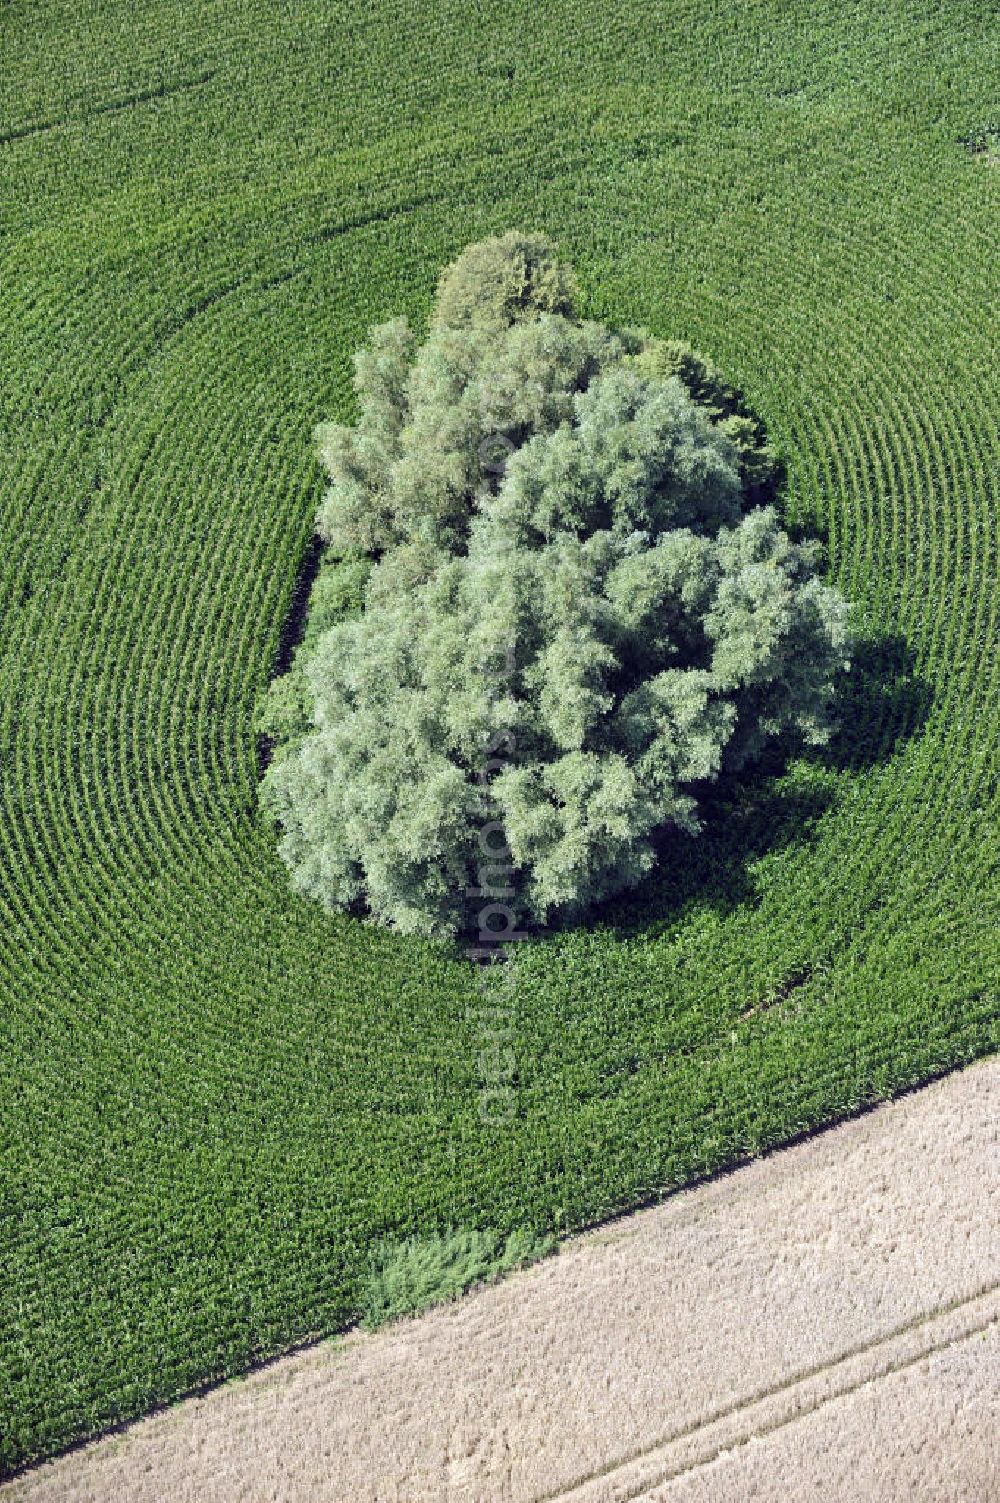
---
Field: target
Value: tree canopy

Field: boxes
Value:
[259,232,852,938]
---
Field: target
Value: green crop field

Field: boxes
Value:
[1,0,998,1474]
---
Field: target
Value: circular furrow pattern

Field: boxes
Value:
[0,262,326,999]
[1,0,998,1476]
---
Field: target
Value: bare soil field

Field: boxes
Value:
[5,1056,998,1502]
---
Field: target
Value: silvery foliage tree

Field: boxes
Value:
[260,232,852,937]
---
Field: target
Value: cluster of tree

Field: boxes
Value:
[260,232,852,938]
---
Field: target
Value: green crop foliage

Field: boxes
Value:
[0,0,997,1476]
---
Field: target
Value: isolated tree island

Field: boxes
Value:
[260,232,852,938]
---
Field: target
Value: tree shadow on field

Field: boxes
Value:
[590,632,933,942]
[574,363,938,939]
[813,633,934,775]
[583,372,938,939]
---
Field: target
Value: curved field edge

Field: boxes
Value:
[0,0,997,1475]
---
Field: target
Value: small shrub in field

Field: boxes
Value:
[361,1225,556,1329]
